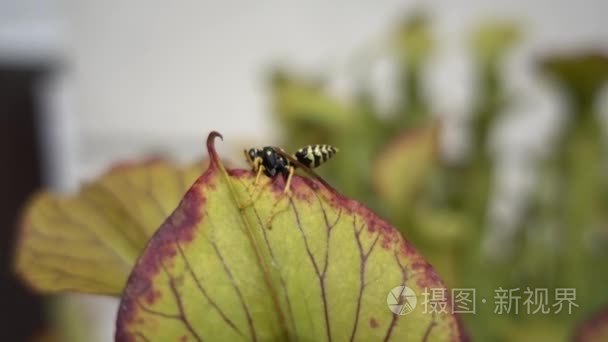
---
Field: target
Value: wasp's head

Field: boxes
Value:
[244,148,262,170]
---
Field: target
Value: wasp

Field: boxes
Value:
[244,145,338,191]
[243,145,338,227]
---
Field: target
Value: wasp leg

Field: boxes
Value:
[283,165,294,194]
[254,163,264,185]
[265,166,295,229]
[239,165,266,210]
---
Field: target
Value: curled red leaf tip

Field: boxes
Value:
[206,131,223,168]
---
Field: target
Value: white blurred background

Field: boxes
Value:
[1,0,607,340]
[1,0,605,184]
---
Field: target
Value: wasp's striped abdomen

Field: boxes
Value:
[293,144,338,168]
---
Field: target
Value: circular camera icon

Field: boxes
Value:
[387,286,417,315]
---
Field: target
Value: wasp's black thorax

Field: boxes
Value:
[259,147,292,178]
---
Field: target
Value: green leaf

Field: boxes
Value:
[372,123,439,212]
[116,132,465,341]
[271,69,356,129]
[15,159,207,295]
[469,20,521,62]
[538,52,608,110]
[392,11,434,66]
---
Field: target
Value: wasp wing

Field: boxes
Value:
[270,146,337,193]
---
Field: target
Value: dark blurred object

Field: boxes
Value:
[573,306,608,342]
[0,66,48,341]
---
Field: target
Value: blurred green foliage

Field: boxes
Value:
[268,12,608,341]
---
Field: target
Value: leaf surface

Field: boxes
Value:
[15,159,207,295]
[116,132,465,341]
